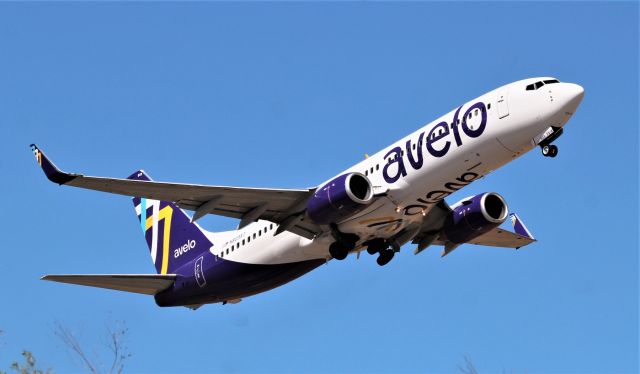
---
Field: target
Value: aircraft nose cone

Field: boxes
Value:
[562,83,585,114]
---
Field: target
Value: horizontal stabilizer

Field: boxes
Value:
[41,274,176,295]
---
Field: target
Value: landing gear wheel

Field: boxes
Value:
[366,239,386,255]
[329,242,349,260]
[542,144,558,157]
[376,249,395,266]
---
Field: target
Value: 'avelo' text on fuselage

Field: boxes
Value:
[383,101,487,184]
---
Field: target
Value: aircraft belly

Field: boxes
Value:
[337,197,409,240]
[155,258,325,306]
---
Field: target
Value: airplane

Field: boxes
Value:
[31,77,584,308]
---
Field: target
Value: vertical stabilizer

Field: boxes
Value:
[128,170,214,274]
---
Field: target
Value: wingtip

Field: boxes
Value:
[29,145,78,185]
[509,213,535,240]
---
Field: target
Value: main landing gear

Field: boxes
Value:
[541,144,558,158]
[329,224,358,261]
[329,241,351,260]
[365,238,398,266]
[376,249,395,266]
[328,226,399,267]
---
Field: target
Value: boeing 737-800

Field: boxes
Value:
[31,77,584,308]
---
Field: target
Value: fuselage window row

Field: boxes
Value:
[219,223,277,259]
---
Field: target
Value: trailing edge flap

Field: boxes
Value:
[431,228,536,249]
[41,274,176,295]
[466,227,536,249]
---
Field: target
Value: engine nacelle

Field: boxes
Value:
[307,173,374,225]
[443,192,509,244]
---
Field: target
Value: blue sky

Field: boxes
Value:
[1,2,638,373]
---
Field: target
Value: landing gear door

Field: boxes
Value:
[497,89,509,119]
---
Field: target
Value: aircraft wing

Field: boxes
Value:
[412,199,536,253]
[30,144,321,239]
[466,226,535,248]
[41,274,176,295]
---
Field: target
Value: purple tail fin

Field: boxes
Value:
[128,170,214,275]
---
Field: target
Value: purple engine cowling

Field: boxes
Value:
[307,173,374,225]
[443,192,509,244]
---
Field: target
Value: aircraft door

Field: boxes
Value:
[497,89,509,119]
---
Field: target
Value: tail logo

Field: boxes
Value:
[133,189,212,275]
[137,198,174,274]
[31,145,42,166]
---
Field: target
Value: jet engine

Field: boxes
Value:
[306,173,374,225]
[443,192,509,243]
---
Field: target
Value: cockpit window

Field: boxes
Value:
[526,79,560,91]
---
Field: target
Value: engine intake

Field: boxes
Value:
[443,192,509,244]
[307,173,374,225]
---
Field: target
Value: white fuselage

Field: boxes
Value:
[207,77,584,265]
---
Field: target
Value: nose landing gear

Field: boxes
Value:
[537,126,563,158]
[541,144,558,158]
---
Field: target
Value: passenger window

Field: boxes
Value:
[488,103,491,109]
[376,164,379,171]
[365,170,368,176]
[253,233,256,239]
[370,167,373,173]
[270,224,273,230]
[226,248,229,255]
[242,239,245,245]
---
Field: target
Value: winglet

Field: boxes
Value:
[509,213,535,240]
[30,144,79,185]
